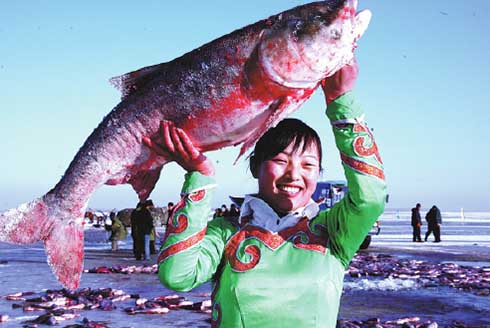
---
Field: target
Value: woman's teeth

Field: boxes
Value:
[279,186,300,193]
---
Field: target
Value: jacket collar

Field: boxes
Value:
[238,195,319,233]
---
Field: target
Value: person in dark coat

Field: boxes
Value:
[411,203,423,242]
[162,202,175,226]
[130,202,145,260]
[140,200,155,260]
[131,201,154,260]
[228,203,240,218]
[425,205,442,242]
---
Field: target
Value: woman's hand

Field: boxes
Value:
[321,59,359,105]
[143,120,215,176]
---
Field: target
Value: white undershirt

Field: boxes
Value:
[238,195,320,233]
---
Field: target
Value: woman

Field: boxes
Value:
[145,61,386,327]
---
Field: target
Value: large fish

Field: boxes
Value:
[0,0,371,289]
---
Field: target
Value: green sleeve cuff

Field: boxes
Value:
[181,171,217,194]
[326,92,363,122]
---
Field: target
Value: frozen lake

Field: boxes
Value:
[0,210,489,327]
[373,210,490,256]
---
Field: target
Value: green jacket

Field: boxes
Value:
[158,92,387,327]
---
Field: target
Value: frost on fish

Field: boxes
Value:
[0,0,371,289]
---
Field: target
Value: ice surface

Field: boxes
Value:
[344,277,419,291]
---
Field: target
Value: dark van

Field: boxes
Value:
[313,180,381,249]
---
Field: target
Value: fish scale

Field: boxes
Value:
[0,0,371,289]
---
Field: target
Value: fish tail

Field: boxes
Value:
[0,196,84,290]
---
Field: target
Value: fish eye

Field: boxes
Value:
[330,28,341,40]
[287,19,304,31]
[311,14,324,23]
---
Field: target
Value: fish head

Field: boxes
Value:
[259,0,371,89]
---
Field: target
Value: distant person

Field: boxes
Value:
[141,200,155,260]
[85,211,94,224]
[150,228,159,254]
[145,200,159,255]
[213,208,223,219]
[109,212,127,251]
[425,205,442,242]
[411,203,423,242]
[162,202,175,226]
[228,203,240,218]
[130,202,143,260]
[220,204,229,217]
[130,202,151,260]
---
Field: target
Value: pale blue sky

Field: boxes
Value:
[1,1,489,212]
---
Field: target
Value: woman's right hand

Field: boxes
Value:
[143,120,215,176]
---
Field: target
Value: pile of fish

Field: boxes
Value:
[0,287,211,326]
[348,254,490,296]
[124,294,212,315]
[0,288,480,327]
[84,253,490,296]
[336,317,473,328]
[84,264,157,275]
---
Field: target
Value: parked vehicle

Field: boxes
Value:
[359,220,381,249]
[313,180,384,250]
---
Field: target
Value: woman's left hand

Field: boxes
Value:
[321,58,359,105]
[143,120,215,176]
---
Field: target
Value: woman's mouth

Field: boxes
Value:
[277,185,301,195]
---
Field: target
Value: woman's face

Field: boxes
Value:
[256,141,321,214]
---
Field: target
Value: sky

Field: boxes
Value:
[1,0,489,213]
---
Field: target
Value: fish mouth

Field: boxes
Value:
[352,9,372,44]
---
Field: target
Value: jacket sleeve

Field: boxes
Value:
[323,92,387,267]
[157,171,225,292]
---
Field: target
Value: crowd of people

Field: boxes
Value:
[89,200,443,259]
[411,203,442,243]
[212,203,240,219]
[86,201,243,260]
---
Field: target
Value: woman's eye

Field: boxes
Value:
[304,162,318,168]
[272,158,287,164]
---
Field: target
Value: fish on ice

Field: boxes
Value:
[0,0,371,289]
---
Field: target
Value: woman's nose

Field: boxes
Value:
[285,162,301,180]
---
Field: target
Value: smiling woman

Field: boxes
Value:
[249,118,322,215]
[153,59,387,327]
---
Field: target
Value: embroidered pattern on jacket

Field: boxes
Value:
[158,228,207,264]
[189,189,206,202]
[158,189,208,264]
[225,217,328,272]
[340,153,385,180]
[337,122,385,180]
[352,123,383,163]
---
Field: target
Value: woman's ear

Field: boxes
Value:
[250,156,259,179]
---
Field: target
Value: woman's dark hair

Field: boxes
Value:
[249,118,322,176]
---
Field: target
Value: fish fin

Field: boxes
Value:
[234,97,299,164]
[109,63,166,100]
[0,197,84,289]
[129,166,163,201]
[45,220,84,290]
[0,198,50,244]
